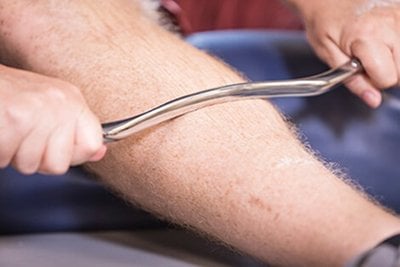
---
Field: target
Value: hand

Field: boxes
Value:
[0,65,106,175]
[296,0,400,108]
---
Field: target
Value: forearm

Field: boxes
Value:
[1,1,400,266]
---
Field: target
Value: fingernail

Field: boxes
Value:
[362,90,381,108]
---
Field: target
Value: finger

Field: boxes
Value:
[0,130,22,169]
[349,40,397,89]
[318,38,383,107]
[38,124,74,175]
[345,75,383,108]
[71,108,104,166]
[0,110,22,168]
[0,101,34,169]
[11,125,50,175]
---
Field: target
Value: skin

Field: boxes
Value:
[288,0,400,108]
[1,0,400,266]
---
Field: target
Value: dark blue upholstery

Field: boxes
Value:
[1,30,400,234]
[0,167,164,234]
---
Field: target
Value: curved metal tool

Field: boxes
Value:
[102,59,362,142]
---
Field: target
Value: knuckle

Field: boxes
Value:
[43,84,85,116]
[44,84,83,106]
[46,83,82,102]
[349,39,367,52]
[4,103,33,130]
[43,85,68,102]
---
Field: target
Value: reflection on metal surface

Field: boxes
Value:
[102,59,362,142]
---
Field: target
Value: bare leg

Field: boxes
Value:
[1,1,399,266]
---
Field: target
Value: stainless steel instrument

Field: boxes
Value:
[102,59,362,142]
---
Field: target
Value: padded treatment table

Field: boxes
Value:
[1,30,400,266]
[0,230,264,267]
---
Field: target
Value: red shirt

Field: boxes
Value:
[161,0,303,35]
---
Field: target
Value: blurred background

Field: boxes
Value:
[168,0,303,33]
